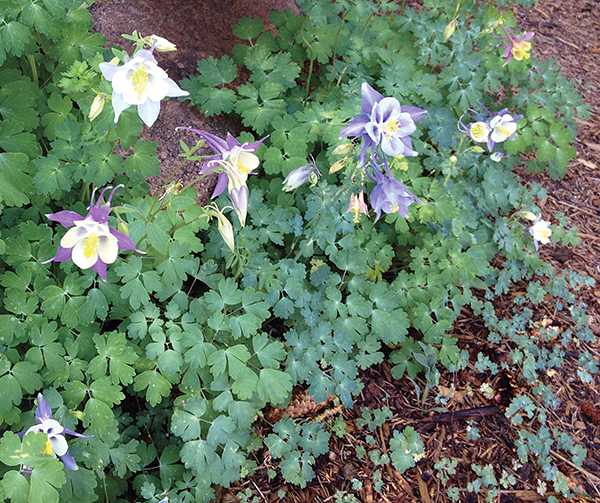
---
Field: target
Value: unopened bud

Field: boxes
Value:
[490,152,504,162]
[444,19,457,42]
[332,143,353,156]
[116,219,129,236]
[449,155,458,164]
[89,94,106,121]
[521,211,538,222]
[471,146,485,153]
[109,56,120,65]
[329,157,347,174]
[216,213,235,252]
[146,35,177,52]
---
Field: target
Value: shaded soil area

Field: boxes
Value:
[90,0,600,502]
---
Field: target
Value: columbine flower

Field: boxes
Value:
[369,163,423,222]
[498,25,534,65]
[459,102,521,151]
[340,82,427,165]
[43,185,144,281]
[528,216,552,250]
[346,191,369,223]
[177,128,267,226]
[282,162,319,192]
[18,394,91,471]
[99,49,188,127]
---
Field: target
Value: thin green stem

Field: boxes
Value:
[328,9,348,91]
[300,16,315,104]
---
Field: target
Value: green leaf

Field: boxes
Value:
[123,140,160,180]
[29,459,66,503]
[232,17,264,40]
[0,153,31,208]
[257,368,291,405]
[253,333,286,368]
[0,375,22,413]
[60,467,98,503]
[196,55,238,87]
[1,470,29,503]
[133,370,171,406]
[1,21,30,56]
[109,439,141,477]
[0,432,49,468]
[207,415,236,446]
[77,288,108,323]
[83,398,117,435]
[33,155,72,195]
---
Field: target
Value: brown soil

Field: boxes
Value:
[90,1,600,502]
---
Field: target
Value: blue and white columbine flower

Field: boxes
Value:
[43,185,144,281]
[340,83,427,165]
[178,128,267,226]
[99,48,188,127]
[18,394,91,471]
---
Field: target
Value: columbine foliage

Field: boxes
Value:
[0,0,594,502]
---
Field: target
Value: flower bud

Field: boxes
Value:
[449,155,458,164]
[89,94,106,121]
[146,35,177,52]
[444,19,457,42]
[283,163,319,191]
[332,143,353,156]
[329,157,347,174]
[490,152,504,162]
[471,146,485,153]
[116,219,129,236]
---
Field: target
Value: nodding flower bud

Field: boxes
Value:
[332,143,354,156]
[89,94,106,121]
[444,18,457,42]
[282,163,319,192]
[145,35,177,52]
[329,157,347,174]
[205,204,235,252]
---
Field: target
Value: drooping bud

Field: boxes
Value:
[444,19,457,42]
[282,163,319,191]
[329,157,347,174]
[146,35,177,52]
[332,143,354,156]
[89,94,106,121]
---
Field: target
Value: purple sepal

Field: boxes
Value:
[62,427,93,439]
[339,114,370,139]
[43,245,73,264]
[212,172,229,198]
[91,260,108,281]
[360,82,384,114]
[59,452,78,471]
[35,394,53,423]
[109,228,144,253]
[46,211,85,228]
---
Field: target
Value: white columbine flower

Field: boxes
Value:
[468,121,492,143]
[529,216,552,250]
[99,49,188,127]
[490,113,518,144]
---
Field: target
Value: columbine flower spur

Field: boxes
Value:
[340,82,427,165]
[43,185,144,281]
[178,128,267,226]
[99,47,189,127]
[18,394,91,471]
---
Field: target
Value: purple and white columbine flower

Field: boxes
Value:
[340,82,427,165]
[99,48,189,127]
[498,24,534,65]
[177,128,267,226]
[18,394,91,471]
[367,158,423,222]
[459,102,521,151]
[528,216,552,251]
[43,185,144,281]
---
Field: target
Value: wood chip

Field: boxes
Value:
[584,142,600,152]
[577,158,598,170]
[590,47,600,54]
[417,472,432,503]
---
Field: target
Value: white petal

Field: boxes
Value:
[38,419,64,435]
[71,240,98,269]
[137,100,161,127]
[97,234,119,264]
[49,434,69,456]
[146,74,170,101]
[60,226,87,249]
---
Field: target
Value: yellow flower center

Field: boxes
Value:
[390,202,399,213]
[471,124,486,140]
[131,65,149,100]
[535,228,551,240]
[83,233,99,259]
[497,125,511,137]
[383,120,400,139]
[42,439,53,456]
[511,41,531,61]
